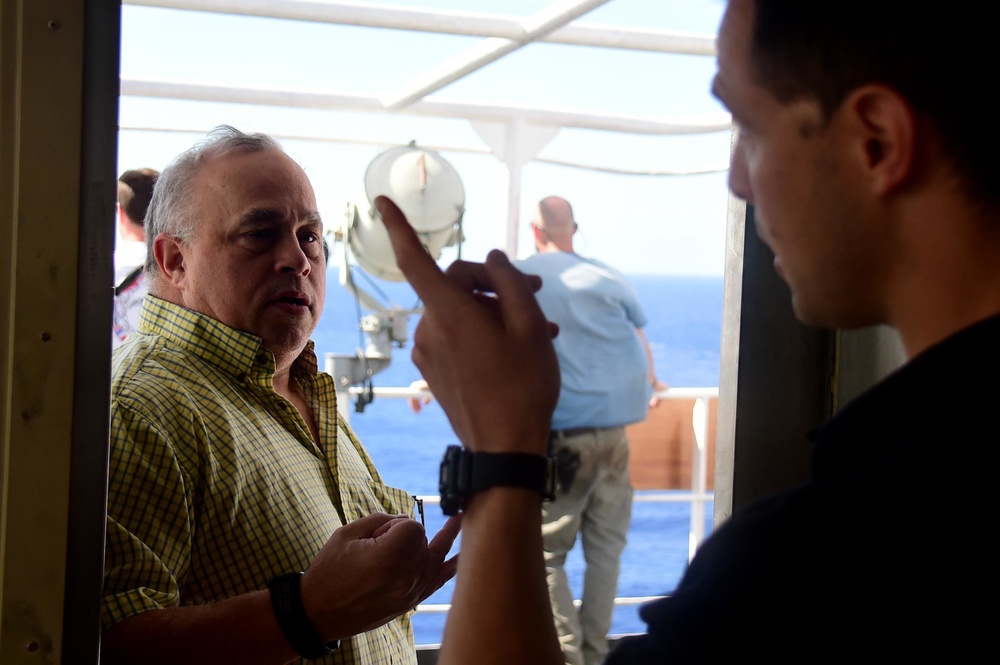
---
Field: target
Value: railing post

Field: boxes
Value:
[689,397,709,561]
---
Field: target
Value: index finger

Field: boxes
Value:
[375,196,452,303]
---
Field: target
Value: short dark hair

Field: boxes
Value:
[749,0,996,207]
[117,168,160,226]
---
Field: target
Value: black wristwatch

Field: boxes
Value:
[439,445,557,516]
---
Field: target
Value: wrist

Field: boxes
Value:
[467,429,551,456]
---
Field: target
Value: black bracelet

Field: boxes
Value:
[268,571,340,660]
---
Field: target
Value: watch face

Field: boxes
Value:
[439,445,465,515]
[544,455,558,502]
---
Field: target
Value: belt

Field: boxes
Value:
[549,425,621,440]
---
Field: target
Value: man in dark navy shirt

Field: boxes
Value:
[374,0,999,662]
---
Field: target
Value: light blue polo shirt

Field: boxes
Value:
[517,252,651,430]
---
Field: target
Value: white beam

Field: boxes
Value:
[120,78,732,136]
[124,0,716,55]
[118,123,729,176]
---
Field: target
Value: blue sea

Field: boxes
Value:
[313,271,724,645]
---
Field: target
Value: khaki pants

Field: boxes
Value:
[543,426,634,665]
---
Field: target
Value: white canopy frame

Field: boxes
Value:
[122,0,730,255]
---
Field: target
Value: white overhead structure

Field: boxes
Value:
[121,0,730,256]
[127,0,718,54]
[378,0,617,111]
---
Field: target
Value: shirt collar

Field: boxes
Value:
[812,312,1000,480]
[139,296,318,380]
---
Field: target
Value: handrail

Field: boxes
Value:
[343,384,718,401]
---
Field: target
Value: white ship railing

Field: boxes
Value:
[338,384,718,631]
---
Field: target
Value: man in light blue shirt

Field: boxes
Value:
[516,196,666,665]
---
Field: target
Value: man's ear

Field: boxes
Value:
[153,233,187,288]
[843,84,916,196]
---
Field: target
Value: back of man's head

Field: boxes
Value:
[536,196,575,234]
[533,196,578,254]
[118,168,160,226]
[748,0,996,209]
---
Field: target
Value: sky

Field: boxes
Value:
[117,0,733,277]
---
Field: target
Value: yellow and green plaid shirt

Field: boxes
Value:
[104,297,418,665]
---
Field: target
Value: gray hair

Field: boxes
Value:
[143,125,284,276]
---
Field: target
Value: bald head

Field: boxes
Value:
[532,196,577,253]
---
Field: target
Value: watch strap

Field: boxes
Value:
[469,451,549,493]
[440,445,557,515]
[268,571,340,660]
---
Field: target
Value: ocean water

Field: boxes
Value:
[313,270,724,645]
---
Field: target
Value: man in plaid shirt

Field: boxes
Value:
[103,125,459,665]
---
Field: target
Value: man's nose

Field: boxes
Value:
[276,236,310,274]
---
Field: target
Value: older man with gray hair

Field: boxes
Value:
[103,125,459,665]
